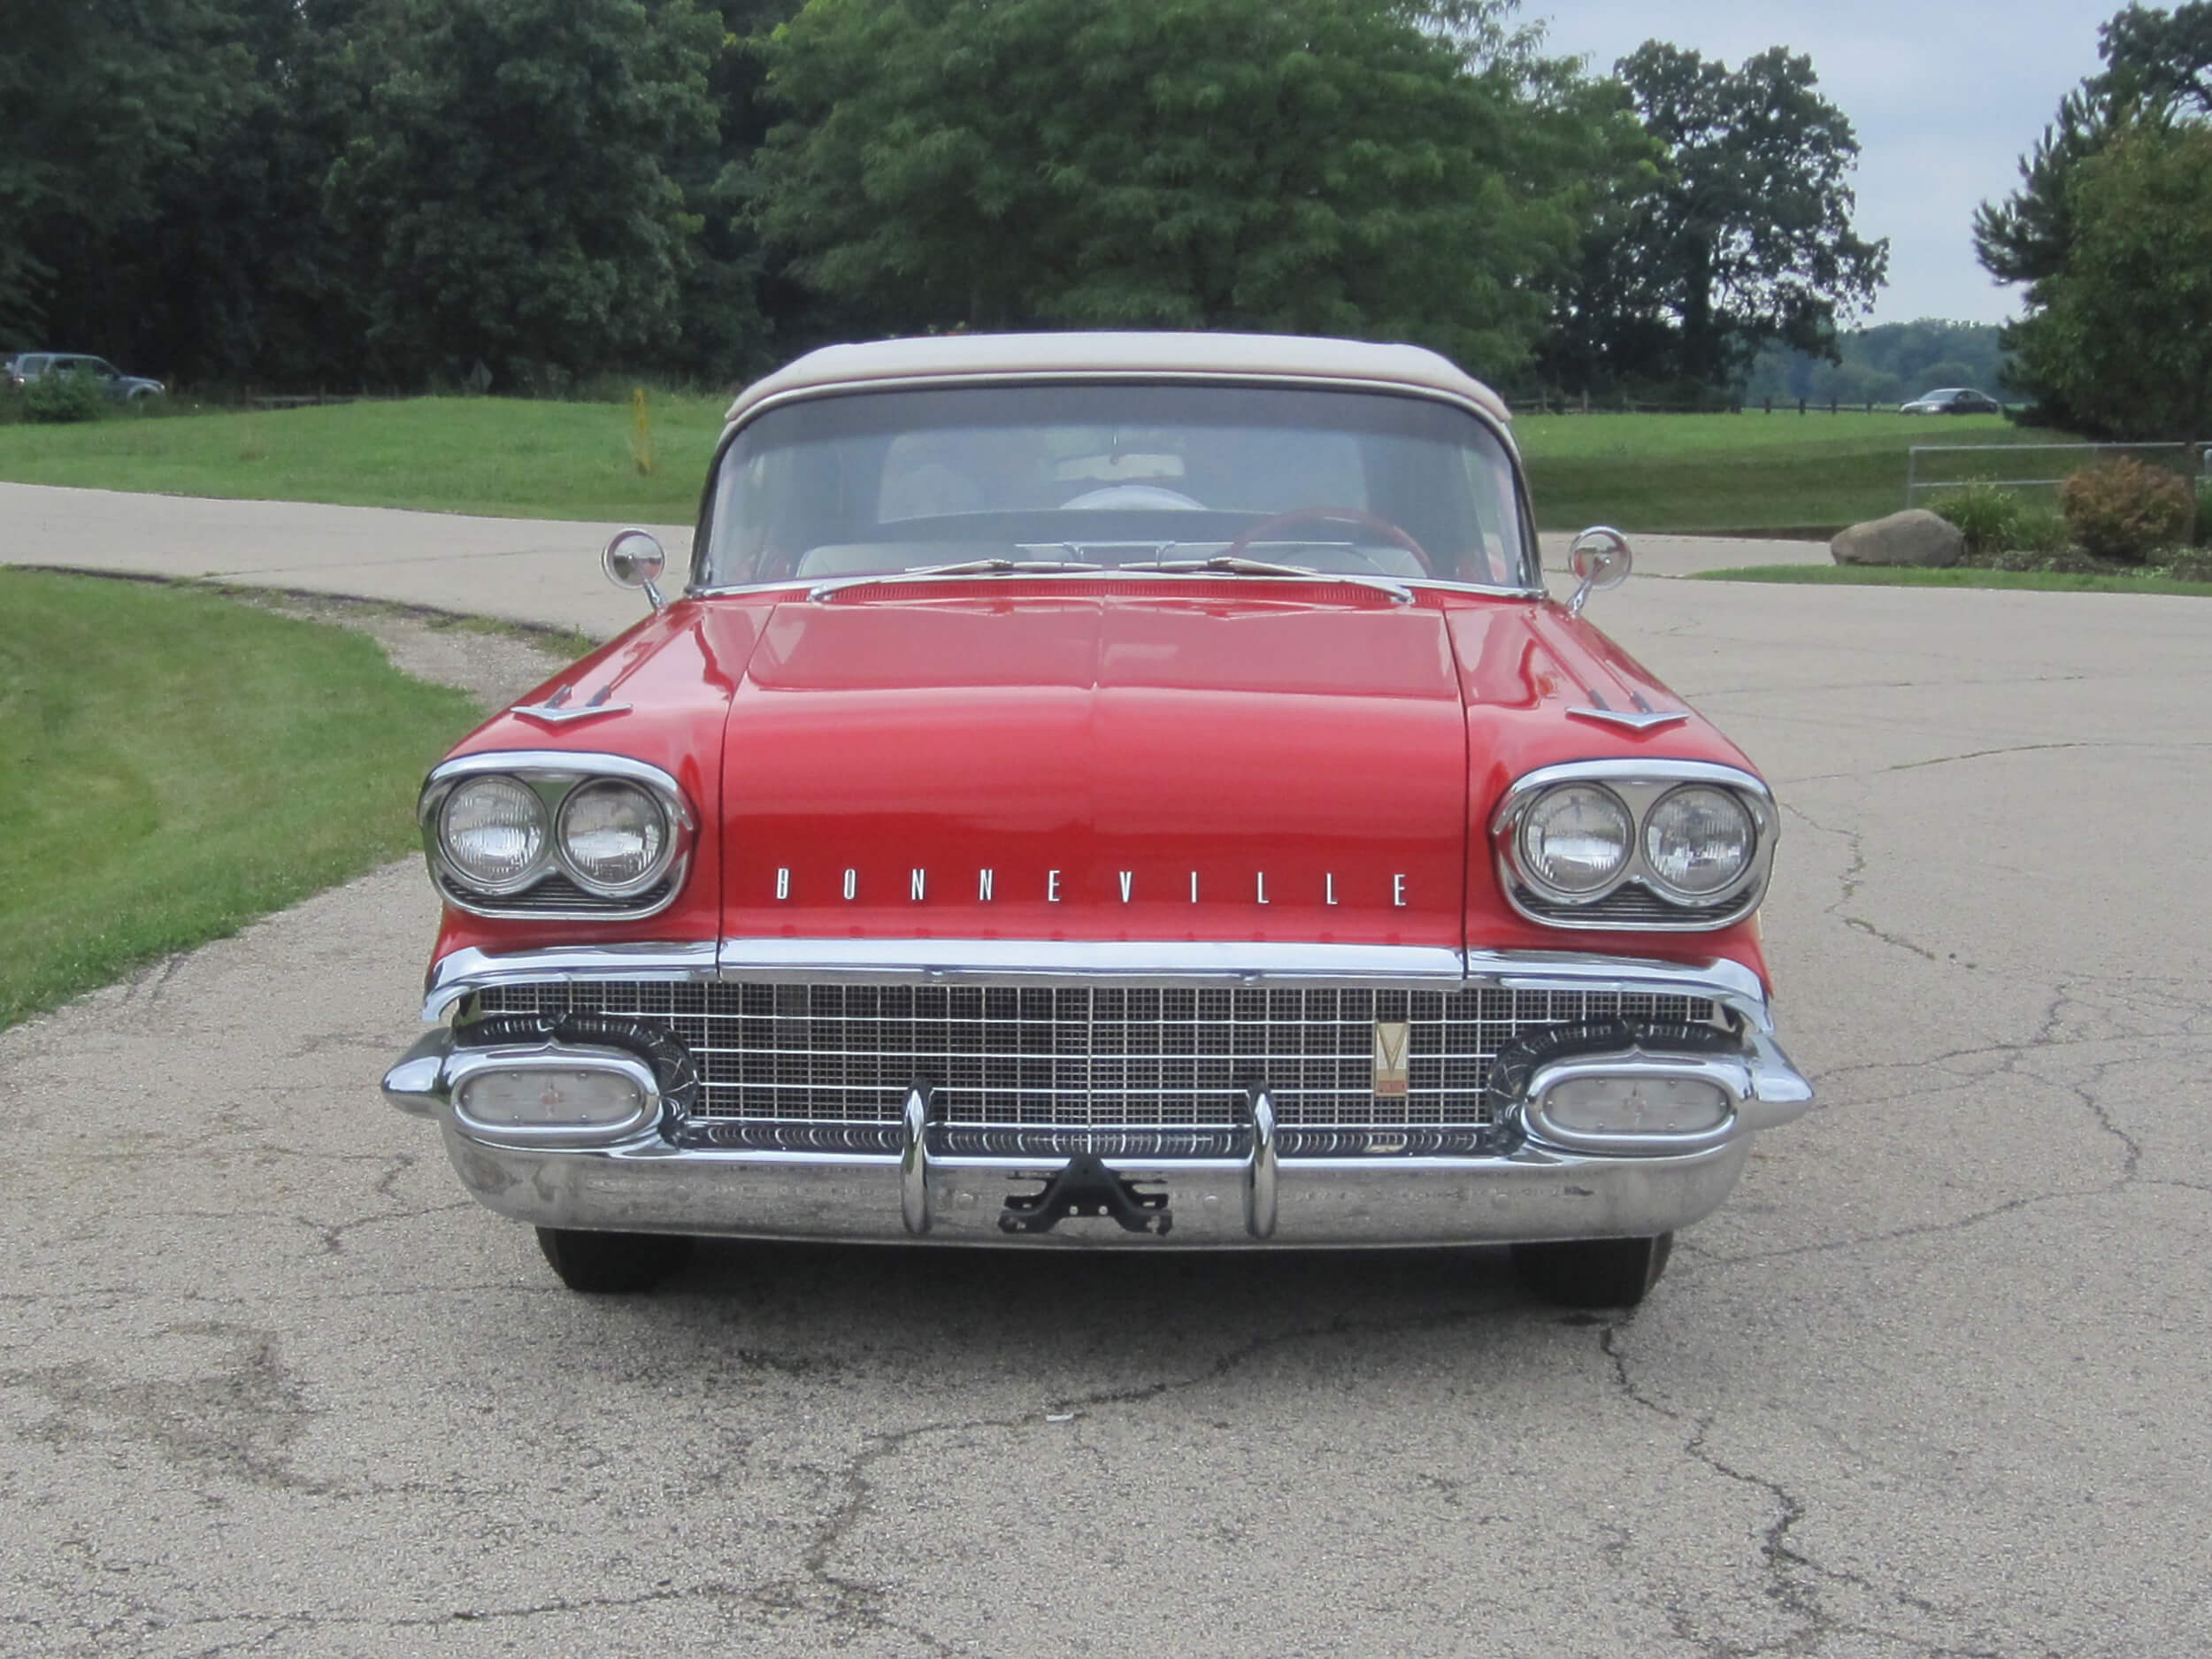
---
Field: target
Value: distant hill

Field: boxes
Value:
[1741,320,2008,407]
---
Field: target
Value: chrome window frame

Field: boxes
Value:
[419,750,697,922]
[1490,759,1778,932]
[684,373,1547,602]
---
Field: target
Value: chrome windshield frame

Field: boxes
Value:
[685,372,1546,601]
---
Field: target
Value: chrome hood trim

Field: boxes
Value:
[423,939,1772,1025]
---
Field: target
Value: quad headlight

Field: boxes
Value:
[556,780,670,895]
[1518,784,1632,895]
[436,775,549,893]
[1494,763,1776,929]
[420,753,693,918]
[1643,786,1755,898]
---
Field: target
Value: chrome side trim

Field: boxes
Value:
[1489,759,1778,933]
[419,750,697,923]
[423,941,719,1020]
[713,938,1471,986]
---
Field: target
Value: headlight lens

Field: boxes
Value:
[437,776,548,890]
[1644,787,1755,897]
[557,780,669,893]
[1520,784,1632,895]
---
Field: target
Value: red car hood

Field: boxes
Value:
[721,586,1470,946]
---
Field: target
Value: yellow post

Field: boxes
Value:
[630,387,654,477]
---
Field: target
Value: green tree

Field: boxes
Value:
[1976,4,2212,290]
[2008,121,2212,438]
[324,0,726,388]
[749,0,1633,373]
[0,0,264,357]
[1977,4,2212,431]
[1543,42,1888,396]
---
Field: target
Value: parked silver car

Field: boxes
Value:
[4,352,165,399]
[1900,387,2002,415]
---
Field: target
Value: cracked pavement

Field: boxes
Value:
[2,495,2208,1655]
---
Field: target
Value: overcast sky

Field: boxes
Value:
[1532,0,2123,327]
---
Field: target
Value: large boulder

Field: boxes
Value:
[1831,509,1964,568]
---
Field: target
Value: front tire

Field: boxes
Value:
[1511,1233,1674,1308]
[535,1227,692,1293]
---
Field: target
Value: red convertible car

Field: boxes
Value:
[382,334,1813,1306]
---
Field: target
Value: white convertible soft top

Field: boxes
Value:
[724,332,1511,428]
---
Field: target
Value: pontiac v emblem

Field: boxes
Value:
[1372,1021,1410,1099]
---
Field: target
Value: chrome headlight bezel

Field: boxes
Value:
[1491,760,1777,931]
[419,751,695,920]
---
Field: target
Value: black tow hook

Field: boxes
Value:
[999,1155,1172,1237]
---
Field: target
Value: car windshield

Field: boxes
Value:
[700,383,1531,590]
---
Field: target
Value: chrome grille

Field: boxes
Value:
[469,979,1718,1134]
[1509,881,1745,929]
[436,872,676,917]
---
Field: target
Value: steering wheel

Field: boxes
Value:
[1225,505,1432,574]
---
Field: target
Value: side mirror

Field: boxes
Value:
[1566,526,1633,618]
[603,529,669,611]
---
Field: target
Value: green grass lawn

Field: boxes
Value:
[0,395,2075,534]
[1693,563,2212,598]
[0,571,482,1030]
[1516,411,2070,534]
[0,395,724,521]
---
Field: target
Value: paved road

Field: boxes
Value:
[0,481,1829,638]
[2,488,2208,1655]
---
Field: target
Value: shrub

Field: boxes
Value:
[1929,480,2025,555]
[2196,481,2212,546]
[2011,504,2071,556]
[2059,457,2193,563]
[22,372,107,424]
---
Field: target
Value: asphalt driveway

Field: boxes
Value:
[0,484,2205,1656]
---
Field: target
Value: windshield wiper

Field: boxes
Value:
[1132,554,1412,603]
[807,557,1102,602]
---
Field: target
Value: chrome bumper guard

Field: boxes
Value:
[383,946,1814,1248]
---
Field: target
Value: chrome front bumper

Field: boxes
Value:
[382,944,1815,1249]
[428,1117,1755,1248]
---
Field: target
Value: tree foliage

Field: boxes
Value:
[2007,122,2212,438]
[1541,42,1887,396]
[0,0,1884,396]
[0,0,267,353]
[1978,4,2212,434]
[749,0,1636,373]
[324,0,729,389]
[1740,319,2008,407]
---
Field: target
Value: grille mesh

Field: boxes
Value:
[471,979,1717,1132]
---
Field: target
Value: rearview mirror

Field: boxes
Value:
[1566,526,1632,618]
[603,529,669,611]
